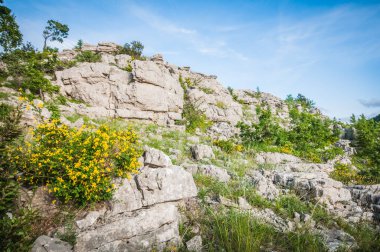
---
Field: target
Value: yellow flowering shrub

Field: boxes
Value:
[330,163,363,185]
[11,120,141,205]
[213,139,244,154]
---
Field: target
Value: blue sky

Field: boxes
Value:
[7,0,380,119]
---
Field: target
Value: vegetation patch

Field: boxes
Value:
[8,120,142,205]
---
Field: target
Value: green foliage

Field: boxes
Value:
[179,75,212,133]
[350,115,380,183]
[0,209,41,252]
[120,40,144,59]
[238,105,287,147]
[0,1,23,51]
[75,50,101,63]
[238,101,342,162]
[286,93,316,109]
[202,209,327,252]
[373,114,380,122]
[42,20,69,50]
[0,103,22,215]
[213,139,243,154]
[9,120,142,205]
[199,87,214,94]
[182,101,212,133]
[275,194,309,218]
[74,39,83,51]
[287,108,341,162]
[330,163,363,185]
[0,47,63,98]
[216,101,227,109]
[122,62,133,72]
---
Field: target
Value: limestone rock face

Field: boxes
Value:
[255,152,302,164]
[274,171,352,206]
[75,203,180,252]
[190,144,215,161]
[73,161,198,251]
[197,164,231,182]
[32,236,72,252]
[135,166,198,206]
[143,146,172,168]
[246,170,279,200]
[54,59,184,125]
[348,184,380,221]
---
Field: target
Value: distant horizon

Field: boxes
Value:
[7,0,380,119]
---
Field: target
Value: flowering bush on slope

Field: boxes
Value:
[11,120,141,205]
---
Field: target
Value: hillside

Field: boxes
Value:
[1,41,380,252]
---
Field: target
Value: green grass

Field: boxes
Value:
[0,92,11,100]
[202,209,327,252]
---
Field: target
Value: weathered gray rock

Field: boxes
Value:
[143,146,172,168]
[32,235,72,252]
[274,171,352,206]
[135,166,198,206]
[255,152,301,164]
[197,165,230,182]
[76,211,103,230]
[186,235,203,252]
[75,203,180,252]
[190,144,215,161]
[54,59,184,125]
[246,170,279,200]
[335,140,355,156]
[238,197,252,210]
[348,184,380,221]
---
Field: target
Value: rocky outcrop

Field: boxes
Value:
[55,58,184,125]
[348,184,380,221]
[190,144,215,161]
[32,236,72,252]
[183,163,230,182]
[143,146,172,168]
[48,148,198,251]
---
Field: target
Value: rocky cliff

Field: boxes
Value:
[2,42,379,252]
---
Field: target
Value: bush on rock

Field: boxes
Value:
[10,120,141,205]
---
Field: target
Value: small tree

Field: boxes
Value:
[74,39,83,51]
[0,0,23,51]
[42,20,69,50]
[123,40,144,58]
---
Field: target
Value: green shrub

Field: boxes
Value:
[238,102,341,162]
[118,41,144,59]
[0,103,22,215]
[9,120,142,205]
[237,105,287,147]
[182,102,212,133]
[330,163,362,185]
[0,48,62,98]
[286,93,316,109]
[199,87,214,94]
[350,115,380,183]
[0,209,41,252]
[216,101,227,109]
[75,51,101,63]
[213,139,243,154]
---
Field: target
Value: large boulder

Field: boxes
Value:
[32,236,72,252]
[143,146,172,168]
[135,166,198,206]
[73,164,198,251]
[190,144,215,161]
[75,203,180,252]
[197,164,231,183]
[273,171,352,206]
